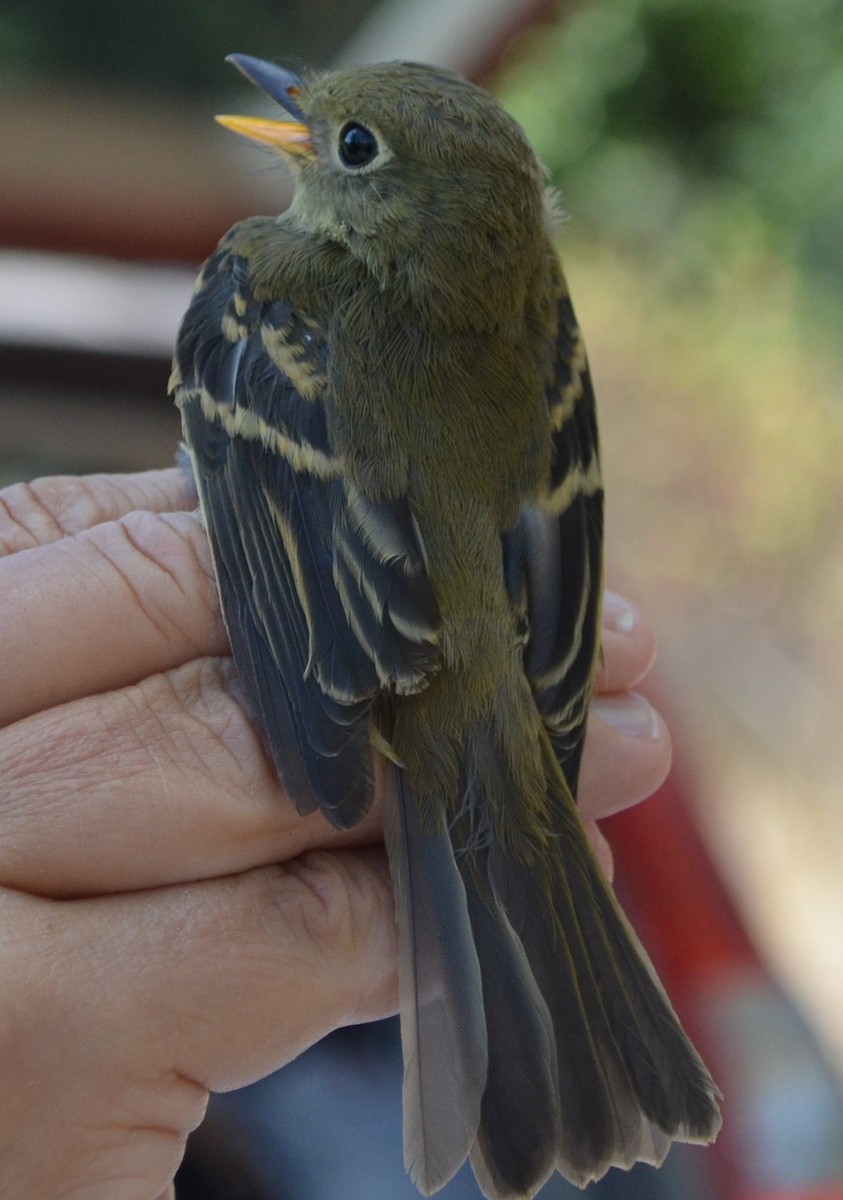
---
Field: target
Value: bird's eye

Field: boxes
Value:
[338,122,379,168]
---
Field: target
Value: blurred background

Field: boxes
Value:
[2,0,842,1197]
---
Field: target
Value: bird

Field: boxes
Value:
[171,53,721,1200]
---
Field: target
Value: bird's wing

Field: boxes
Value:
[172,228,441,828]
[503,285,604,795]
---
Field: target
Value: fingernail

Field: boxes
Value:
[592,692,660,740]
[602,589,638,635]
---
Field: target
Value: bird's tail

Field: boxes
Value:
[381,727,721,1200]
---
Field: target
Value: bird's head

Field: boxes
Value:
[217,55,554,325]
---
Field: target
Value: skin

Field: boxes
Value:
[0,467,669,1200]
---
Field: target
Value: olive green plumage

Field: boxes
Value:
[172,54,720,1199]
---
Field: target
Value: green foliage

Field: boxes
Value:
[499,0,843,294]
[499,0,843,612]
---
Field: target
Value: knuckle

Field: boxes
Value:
[0,474,124,555]
[128,661,253,791]
[0,477,69,554]
[154,659,257,773]
[92,510,221,652]
[119,511,218,617]
[281,852,357,949]
[273,852,381,962]
[115,509,209,588]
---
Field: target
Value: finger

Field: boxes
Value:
[2,645,670,899]
[0,658,380,898]
[596,590,657,694]
[0,508,227,729]
[78,852,397,1082]
[0,467,193,556]
[1,850,397,1196]
[578,691,672,821]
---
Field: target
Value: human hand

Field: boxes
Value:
[0,468,670,1200]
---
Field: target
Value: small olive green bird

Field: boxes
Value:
[172,53,720,1199]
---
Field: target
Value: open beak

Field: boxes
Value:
[216,53,314,158]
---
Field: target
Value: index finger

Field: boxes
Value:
[0,467,193,556]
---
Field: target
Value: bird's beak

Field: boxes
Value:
[216,53,314,158]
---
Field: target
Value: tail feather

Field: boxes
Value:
[382,727,721,1200]
[564,839,721,1141]
[484,742,722,1188]
[459,852,559,1198]
[487,839,641,1183]
[382,763,488,1196]
[540,738,721,1144]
